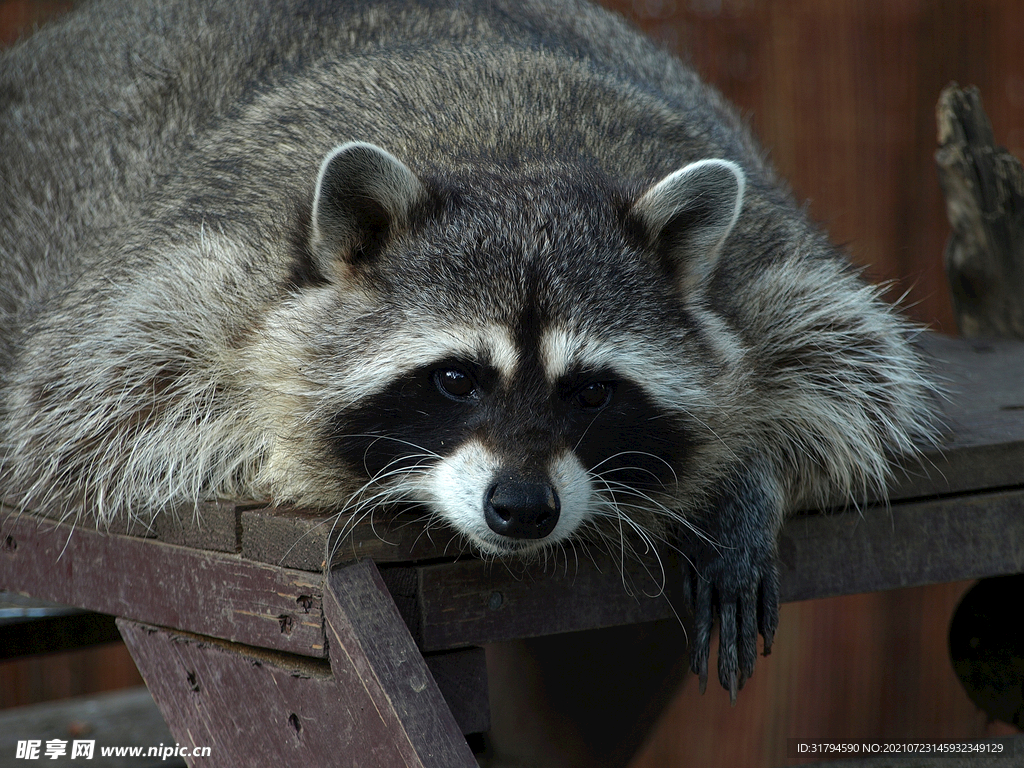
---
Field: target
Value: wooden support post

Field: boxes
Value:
[118,560,479,768]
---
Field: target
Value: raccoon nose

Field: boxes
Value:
[484,479,560,540]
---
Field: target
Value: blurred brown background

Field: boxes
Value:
[610,0,1020,339]
[2,0,1022,765]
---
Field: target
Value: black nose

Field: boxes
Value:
[484,478,560,540]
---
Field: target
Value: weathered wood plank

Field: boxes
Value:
[381,551,685,652]
[5,481,1024,659]
[779,488,1024,602]
[119,563,477,765]
[238,505,465,570]
[118,561,478,767]
[150,500,245,554]
[384,487,1024,653]
[0,512,325,657]
[119,620,340,767]
[876,333,1024,501]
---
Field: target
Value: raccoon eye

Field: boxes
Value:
[433,367,478,401]
[574,381,614,410]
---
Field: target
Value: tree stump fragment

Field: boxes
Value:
[936,83,1024,339]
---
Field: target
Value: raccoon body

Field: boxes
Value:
[0,0,937,694]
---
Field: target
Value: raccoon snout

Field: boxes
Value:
[484,478,560,540]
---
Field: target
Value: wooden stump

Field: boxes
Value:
[936,83,1024,339]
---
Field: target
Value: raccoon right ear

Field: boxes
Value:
[631,159,745,293]
[310,142,425,278]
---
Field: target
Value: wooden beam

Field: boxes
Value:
[6,483,1024,659]
[382,487,1024,653]
[779,488,1024,602]
[886,334,1024,500]
[0,512,325,657]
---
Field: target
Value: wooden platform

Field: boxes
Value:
[2,332,1023,766]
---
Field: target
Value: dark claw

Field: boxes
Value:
[759,562,780,656]
[739,586,758,682]
[717,599,738,695]
[684,557,779,699]
[690,570,712,694]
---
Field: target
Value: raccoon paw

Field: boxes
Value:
[678,460,782,702]
[683,548,779,703]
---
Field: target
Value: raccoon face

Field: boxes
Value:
[302,142,744,556]
[322,327,694,555]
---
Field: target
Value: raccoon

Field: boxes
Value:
[0,0,938,696]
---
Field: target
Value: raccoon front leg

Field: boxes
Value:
[678,458,782,702]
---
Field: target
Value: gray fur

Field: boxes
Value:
[1,0,939,692]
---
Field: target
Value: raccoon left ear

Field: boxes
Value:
[631,159,745,293]
[310,142,425,279]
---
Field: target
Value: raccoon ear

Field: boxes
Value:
[310,142,425,277]
[631,159,745,293]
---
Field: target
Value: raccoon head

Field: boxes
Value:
[279,141,745,557]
